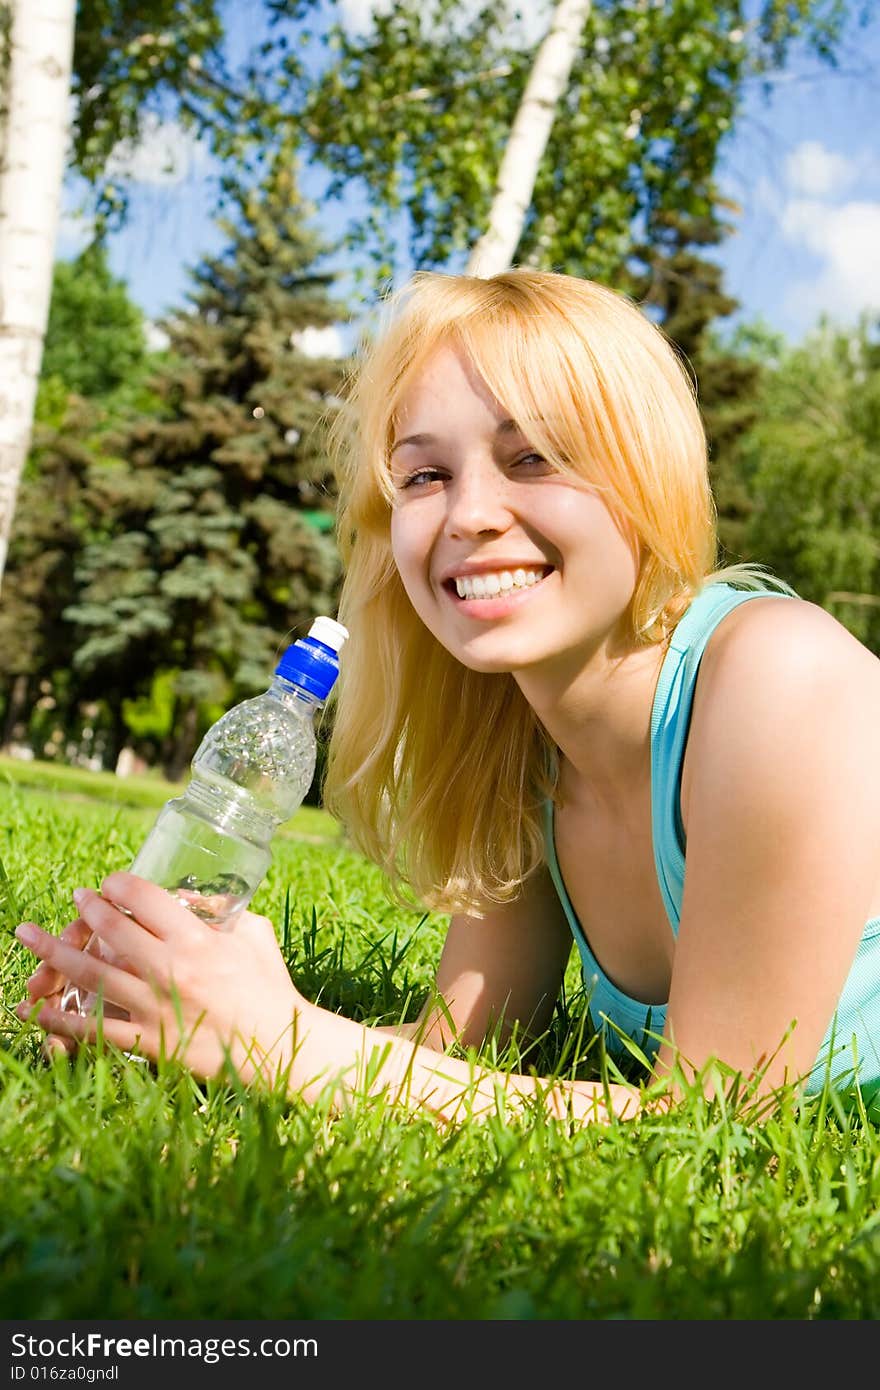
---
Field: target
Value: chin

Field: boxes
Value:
[451,636,547,675]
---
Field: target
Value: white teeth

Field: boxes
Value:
[453,567,549,600]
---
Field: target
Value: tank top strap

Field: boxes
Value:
[649,581,798,937]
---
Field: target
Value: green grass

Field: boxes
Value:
[0,753,343,842]
[1,771,880,1319]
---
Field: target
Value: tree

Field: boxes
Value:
[626,208,763,565]
[467,0,592,277]
[0,0,265,595]
[0,392,98,755]
[0,271,164,762]
[736,318,880,653]
[63,157,348,777]
[0,1,77,590]
[273,0,865,289]
[41,243,149,398]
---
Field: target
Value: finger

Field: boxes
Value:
[42,1033,78,1062]
[26,918,92,1000]
[17,996,146,1055]
[99,873,210,945]
[71,890,172,983]
[14,922,151,1016]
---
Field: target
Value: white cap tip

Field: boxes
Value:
[308,616,350,653]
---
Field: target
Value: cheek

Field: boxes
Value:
[599,510,641,584]
[556,491,640,564]
[549,492,642,601]
[390,510,430,604]
[389,509,410,576]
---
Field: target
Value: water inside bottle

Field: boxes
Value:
[163,871,253,926]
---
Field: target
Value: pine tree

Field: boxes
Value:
[0,395,93,752]
[65,157,349,777]
[627,209,761,566]
[0,250,160,764]
[41,243,148,398]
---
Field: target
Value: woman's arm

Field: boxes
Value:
[16,873,635,1125]
[660,598,880,1096]
[376,861,574,1051]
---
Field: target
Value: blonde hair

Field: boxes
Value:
[322,268,797,915]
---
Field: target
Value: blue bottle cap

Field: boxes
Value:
[274,617,349,701]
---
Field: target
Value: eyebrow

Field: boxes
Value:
[390,418,523,454]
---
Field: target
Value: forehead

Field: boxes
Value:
[392,343,529,440]
[397,343,497,406]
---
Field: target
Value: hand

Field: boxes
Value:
[16,872,305,1085]
[21,915,94,1059]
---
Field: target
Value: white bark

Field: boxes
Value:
[0,0,76,591]
[466,0,591,278]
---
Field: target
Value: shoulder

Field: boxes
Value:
[688,592,880,812]
[699,592,880,712]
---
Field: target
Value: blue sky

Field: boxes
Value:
[57,1,880,351]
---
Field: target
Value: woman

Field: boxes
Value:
[16,269,880,1124]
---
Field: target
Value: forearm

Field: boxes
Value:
[373,1003,456,1051]
[286,1001,641,1125]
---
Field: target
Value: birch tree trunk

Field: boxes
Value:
[466,0,591,278]
[0,0,76,593]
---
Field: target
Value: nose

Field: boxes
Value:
[444,459,512,539]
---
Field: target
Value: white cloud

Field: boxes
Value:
[291,325,346,358]
[762,140,880,328]
[339,0,390,31]
[105,115,209,187]
[784,141,859,199]
[144,320,170,352]
[780,197,880,323]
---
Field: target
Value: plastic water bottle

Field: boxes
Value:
[60,616,349,1017]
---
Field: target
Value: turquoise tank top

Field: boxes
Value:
[543,580,880,1097]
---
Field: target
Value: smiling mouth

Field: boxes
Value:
[442,567,553,600]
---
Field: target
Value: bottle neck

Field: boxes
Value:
[267,674,325,715]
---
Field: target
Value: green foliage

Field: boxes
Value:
[121,668,178,740]
[0,396,98,688]
[69,1,235,225]
[737,317,880,651]
[0,238,167,761]
[2,778,880,1319]
[0,159,348,779]
[41,244,149,398]
[60,156,348,776]
[262,0,865,290]
[626,209,763,564]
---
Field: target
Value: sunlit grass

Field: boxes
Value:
[1,777,879,1319]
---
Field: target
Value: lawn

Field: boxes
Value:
[1,763,879,1319]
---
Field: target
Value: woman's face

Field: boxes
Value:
[388,343,643,677]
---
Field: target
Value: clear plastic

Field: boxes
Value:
[59,675,326,1018]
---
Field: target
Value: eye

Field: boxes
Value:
[399,467,445,489]
[513,452,551,471]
